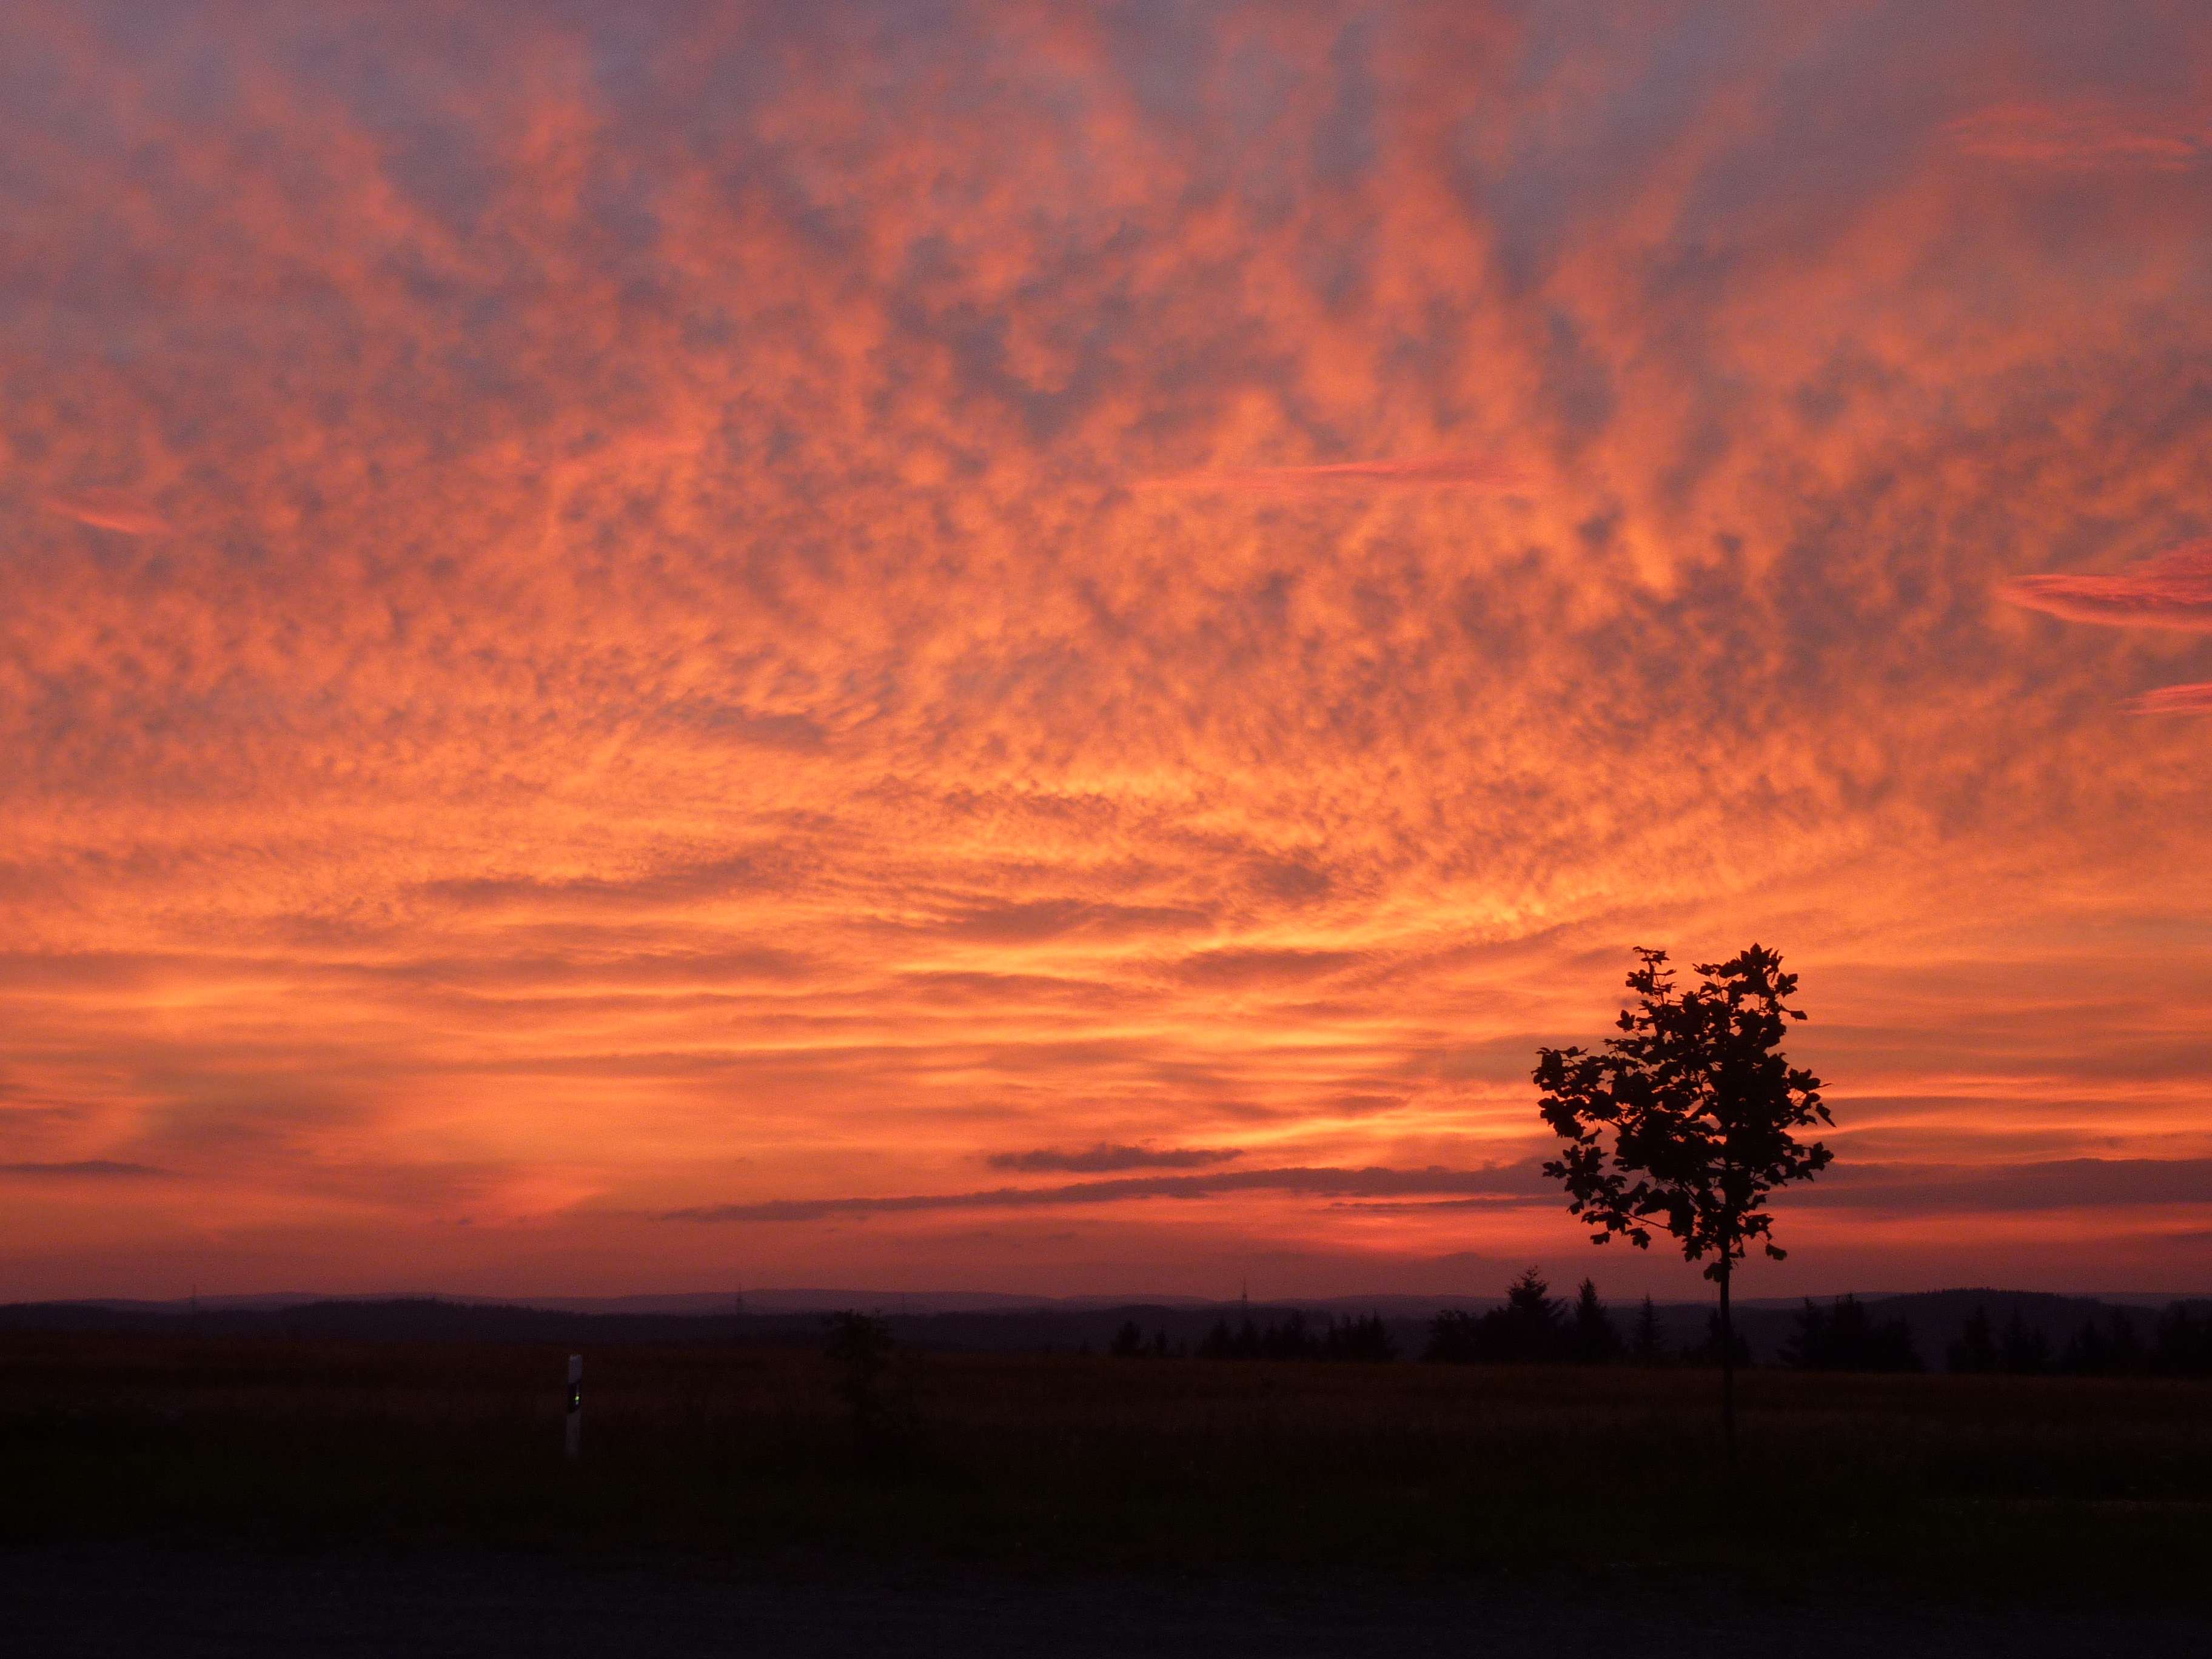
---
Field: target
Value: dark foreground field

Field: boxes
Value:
[4,1333,2208,1654]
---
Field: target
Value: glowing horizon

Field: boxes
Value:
[4,1,2210,1302]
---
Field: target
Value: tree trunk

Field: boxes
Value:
[1718,1256,1737,1466]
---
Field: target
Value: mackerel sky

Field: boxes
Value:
[5,1,2210,1299]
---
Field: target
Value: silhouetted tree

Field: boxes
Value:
[1571,1279,1621,1364]
[1781,1295,1922,1372]
[1535,945,1831,1458]
[823,1311,920,1464]
[1423,1309,1483,1363]
[1422,1270,1565,1364]
[2152,1303,2211,1376]
[1686,1309,1751,1370]
[1948,1307,1998,1374]
[1631,1295,1665,1364]
[1497,1267,1563,1358]
[1319,1312,1398,1361]
[1999,1310,2049,1376]
[1110,1319,1145,1358]
[1197,1310,1394,1363]
[2054,1310,2146,1376]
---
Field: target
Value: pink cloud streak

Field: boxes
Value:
[44,490,170,537]
[2005,542,2212,631]
[2128,683,2212,716]
[1948,102,2212,171]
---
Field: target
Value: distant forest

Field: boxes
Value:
[1106,1272,2212,1378]
[7,1278,2210,1376]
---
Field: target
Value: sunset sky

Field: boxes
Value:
[5,1,2210,1303]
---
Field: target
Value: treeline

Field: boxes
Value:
[1948,1302,2212,1378]
[1423,1271,1652,1364]
[1109,1310,1400,1361]
[1415,1273,2212,1377]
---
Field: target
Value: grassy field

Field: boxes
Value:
[4,1332,2208,1607]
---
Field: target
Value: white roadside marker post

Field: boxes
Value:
[565,1353,583,1461]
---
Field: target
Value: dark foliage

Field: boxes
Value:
[1631,1295,1667,1364]
[1948,1307,1999,1374]
[1945,1301,2212,1377]
[1194,1310,1396,1362]
[2151,1304,2212,1375]
[1571,1278,1622,1364]
[1535,945,1831,1274]
[1684,1310,1751,1370]
[1781,1296,1924,1373]
[1535,945,1830,1449]
[1425,1271,1622,1367]
[822,1311,921,1464]
[2000,1311,2051,1377]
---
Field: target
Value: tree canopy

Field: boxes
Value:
[1534,945,1832,1282]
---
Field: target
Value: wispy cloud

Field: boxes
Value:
[665,1165,1542,1222]
[43,490,169,536]
[1803,1158,2212,1213]
[985,1142,1244,1173]
[0,1160,170,1180]
[2128,682,2212,716]
[1948,102,2212,171]
[2005,542,2212,631]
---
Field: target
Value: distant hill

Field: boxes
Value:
[2,1285,2205,1364]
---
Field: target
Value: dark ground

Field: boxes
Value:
[5,1332,2208,1652]
[5,1546,2205,1658]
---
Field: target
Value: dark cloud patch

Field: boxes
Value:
[985,1142,1242,1173]
[1172,948,1361,986]
[895,970,1128,1007]
[1806,1157,2212,1212]
[666,1162,1544,1222]
[930,898,1213,943]
[0,1159,170,1179]
[357,945,816,992]
[665,701,830,751]
[1242,854,1333,905]
[420,850,788,911]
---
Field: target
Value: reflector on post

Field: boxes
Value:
[565,1352,583,1461]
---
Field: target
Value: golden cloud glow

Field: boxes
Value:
[3,1,2210,1300]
